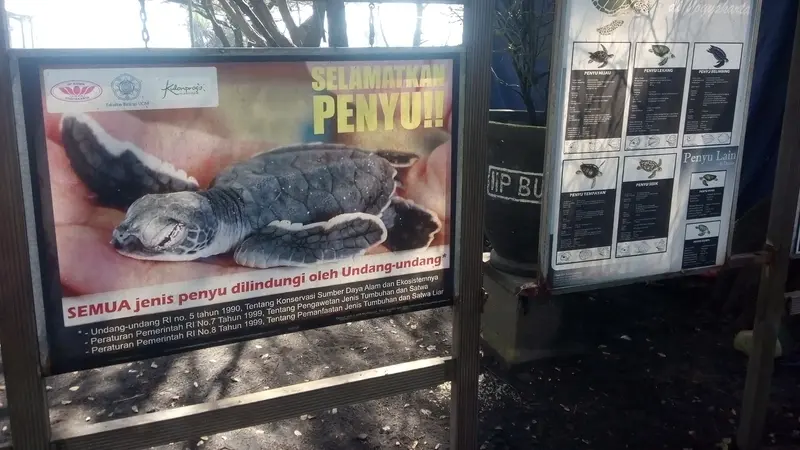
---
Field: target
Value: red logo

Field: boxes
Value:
[50,81,103,102]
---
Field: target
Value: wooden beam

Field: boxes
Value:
[0,3,53,449]
[51,357,453,449]
[737,3,800,449]
[449,0,493,449]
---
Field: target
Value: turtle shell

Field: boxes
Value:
[707,45,727,61]
[211,144,397,230]
[638,159,658,171]
[702,174,717,181]
[580,163,601,177]
[650,45,671,57]
[591,0,632,15]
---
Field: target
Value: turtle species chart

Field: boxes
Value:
[564,41,631,154]
[540,0,757,291]
[678,146,739,269]
[25,56,460,374]
[682,42,744,148]
[625,43,690,150]
[555,158,619,264]
[687,170,727,220]
[682,220,722,269]
[616,154,677,258]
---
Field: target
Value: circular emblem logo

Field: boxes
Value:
[111,73,142,101]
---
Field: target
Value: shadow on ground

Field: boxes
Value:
[1,280,800,449]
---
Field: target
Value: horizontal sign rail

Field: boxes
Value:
[51,357,453,450]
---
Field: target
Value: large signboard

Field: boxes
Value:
[16,51,459,374]
[539,1,760,291]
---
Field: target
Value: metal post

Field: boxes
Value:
[737,5,800,449]
[450,0,493,449]
[0,2,52,449]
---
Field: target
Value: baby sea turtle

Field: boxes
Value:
[699,174,718,186]
[707,45,729,68]
[588,44,614,68]
[576,160,607,189]
[649,44,675,66]
[591,0,654,35]
[695,224,710,237]
[59,114,441,269]
[636,158,662,179]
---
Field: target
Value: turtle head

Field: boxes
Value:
[111,191,219,261]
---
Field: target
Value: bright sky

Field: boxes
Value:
[5,0,463,49]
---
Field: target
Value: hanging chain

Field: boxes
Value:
[368,2,375,48]
[139,0,151,49]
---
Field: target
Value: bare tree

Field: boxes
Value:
[166,0,334,47]
[494,0,555,124]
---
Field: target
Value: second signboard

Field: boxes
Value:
[18,52,460,374]
[540,0,759,291]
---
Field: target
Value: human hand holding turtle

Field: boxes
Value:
[46,109,451,297]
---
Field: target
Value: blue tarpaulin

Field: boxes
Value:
[489,1,799,218]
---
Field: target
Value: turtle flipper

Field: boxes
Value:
[380,197,441,252]
[60,114,199,210]
[233,213,387,269]
[374,150,419,168]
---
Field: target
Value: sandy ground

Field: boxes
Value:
[2,280,800,449]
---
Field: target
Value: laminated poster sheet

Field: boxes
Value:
[27,56,458,373]
[542,0,757,290]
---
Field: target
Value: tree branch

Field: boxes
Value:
[326,0,348,47]
[274,0,302,44]
[296,2,325,47]
[217,0,268,46]
[230,0,285,46]
[249,0,296,46]
[412,2,425,47]
[201,0,231,47]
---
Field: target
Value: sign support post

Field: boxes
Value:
[0,4,52,450]
[450,0,494,447]
[737,4,800,449]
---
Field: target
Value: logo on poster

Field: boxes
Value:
[50,80,102,102]
[111,73,142,101]
[160,80,207,99]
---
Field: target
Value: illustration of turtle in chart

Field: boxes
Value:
[592,0,655,35]
[649,44,675,66]
[576,160,607,189]
[695,224,711,237]
[588,44,614,68]
[636,158,662,179]
[707,45,729,68]
[699,174,718,187]
[58,114,442,269]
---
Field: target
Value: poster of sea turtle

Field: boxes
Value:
[33,56,459,372]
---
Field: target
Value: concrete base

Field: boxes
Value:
[480,263,587,369]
